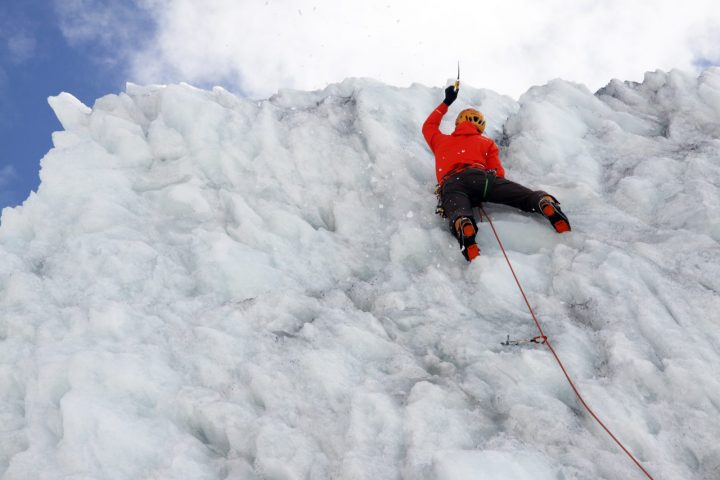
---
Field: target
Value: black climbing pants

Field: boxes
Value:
[440,168,548,232]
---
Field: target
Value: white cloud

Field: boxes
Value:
[7,32,36,63]
[54,0,157,71]
[0,165,17,188]
[55,0,720,98]
[0,5,37,65]
[55,0,145,46]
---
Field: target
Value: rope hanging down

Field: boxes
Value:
[478,206,656,480]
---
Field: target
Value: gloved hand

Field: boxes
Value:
[443,85,458,105]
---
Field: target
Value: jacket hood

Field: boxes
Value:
[452,121,482,136]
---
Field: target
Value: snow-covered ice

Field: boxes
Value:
[1,69,720,479]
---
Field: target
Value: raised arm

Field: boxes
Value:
[422,102,448,150]
[422,86,459,151]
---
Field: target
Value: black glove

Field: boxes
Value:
[443,85,458,106]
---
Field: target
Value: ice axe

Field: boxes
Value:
[454,61,460,91]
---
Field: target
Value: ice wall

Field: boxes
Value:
[1,70,719,479]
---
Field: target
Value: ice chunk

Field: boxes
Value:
[47,92,91,132]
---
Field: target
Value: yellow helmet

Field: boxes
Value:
[455,108,486,133]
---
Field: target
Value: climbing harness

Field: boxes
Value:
[434,168,497,218]
[480,206,657,480]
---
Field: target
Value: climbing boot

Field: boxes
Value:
[455,217,480,261]
[539,196,571,233]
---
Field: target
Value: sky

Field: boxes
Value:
[1,0,719,211]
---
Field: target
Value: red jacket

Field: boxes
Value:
[422,102,505,184]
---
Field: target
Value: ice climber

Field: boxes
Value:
[423,85,571,262]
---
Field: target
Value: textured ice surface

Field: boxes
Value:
[1,70,720,479]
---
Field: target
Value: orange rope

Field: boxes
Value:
[479,206,656,480]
